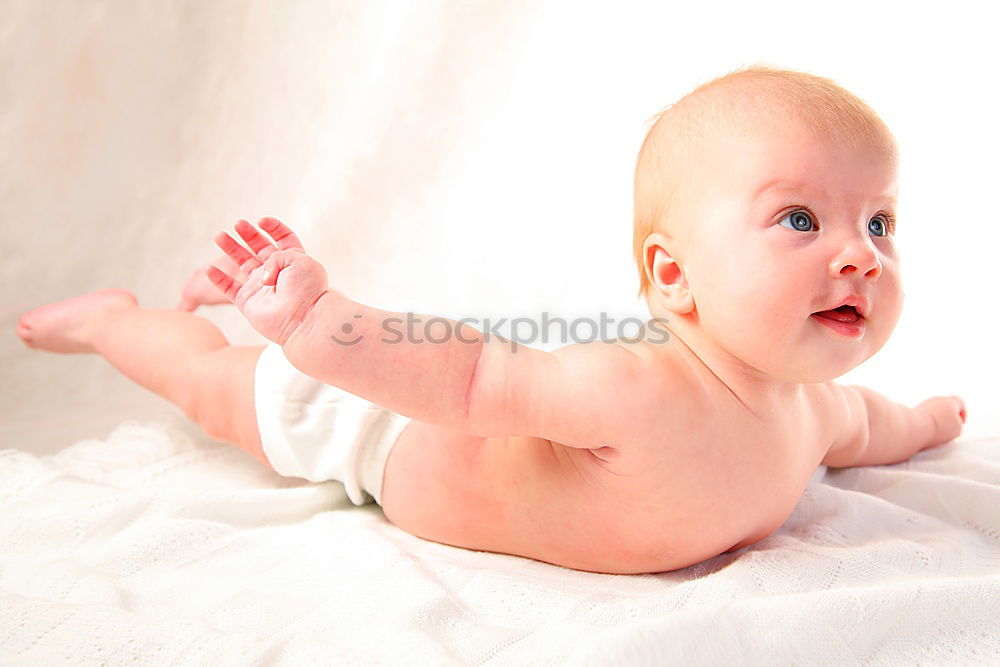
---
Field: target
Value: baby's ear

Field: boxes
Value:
[644,233,693,314]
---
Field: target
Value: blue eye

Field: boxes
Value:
[868,216,888,237]
[778,210,895,236]
[778,210,815,232]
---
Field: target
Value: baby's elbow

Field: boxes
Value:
[821,427,869,468]
[821,385,871,468]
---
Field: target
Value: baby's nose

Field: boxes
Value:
[830,240,881,279]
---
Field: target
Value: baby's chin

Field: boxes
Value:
[763,350,873,384]
[728,336,870,384]
[772,365,857,385]
[664,311,886,383]
[748,320,894,383]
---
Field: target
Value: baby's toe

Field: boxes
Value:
[16,320,33,345]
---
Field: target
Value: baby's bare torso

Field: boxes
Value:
[382,338,838,575]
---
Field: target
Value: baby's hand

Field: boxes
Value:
[915,395,967,449]
[207,218,330,345]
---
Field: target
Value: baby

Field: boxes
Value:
[16,65,967,575]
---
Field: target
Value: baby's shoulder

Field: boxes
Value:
[600,319,673,358]
[606,323,688,369]
[799,381,845,413]
[601,332,695,396]
[794,381,850,455]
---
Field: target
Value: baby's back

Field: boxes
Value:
[383,337,836,574]
[482,339,833,573]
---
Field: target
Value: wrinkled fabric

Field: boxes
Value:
[1,421,998,665]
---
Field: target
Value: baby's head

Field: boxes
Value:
[633,65,901,384]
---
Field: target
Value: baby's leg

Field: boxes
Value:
[17,288,268,465]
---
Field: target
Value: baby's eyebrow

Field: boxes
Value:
[753,178,813,201]
[754,178,897,207]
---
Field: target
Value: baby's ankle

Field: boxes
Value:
[79,290,138,339]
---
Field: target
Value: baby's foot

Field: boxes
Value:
[16,288,137,353]
[177,253,248,311]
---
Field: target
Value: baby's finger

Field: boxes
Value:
[954,396,967,423]
[235,219,279,261]
[259,250,302,287]
[211,252,251,281]
[214,231,262,272]
[261,254,280,287]
[258,217,305,252]
[206,265,242,302]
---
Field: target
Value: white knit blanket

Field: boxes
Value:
[1,421,998,665]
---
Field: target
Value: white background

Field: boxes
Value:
[2,0,997,452]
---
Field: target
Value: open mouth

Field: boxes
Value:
[812,304,862,323]
[811,304,864,336]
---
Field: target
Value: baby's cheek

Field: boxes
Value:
[878,277,905,333]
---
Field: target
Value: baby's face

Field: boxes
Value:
[676,123,902,383]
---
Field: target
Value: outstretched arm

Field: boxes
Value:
[822,384,967,468]
[285,294,646,445]
[210,218,646,446]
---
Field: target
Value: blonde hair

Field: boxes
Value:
[632,63,898,301]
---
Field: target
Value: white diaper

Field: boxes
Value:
[253,343,412,506]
